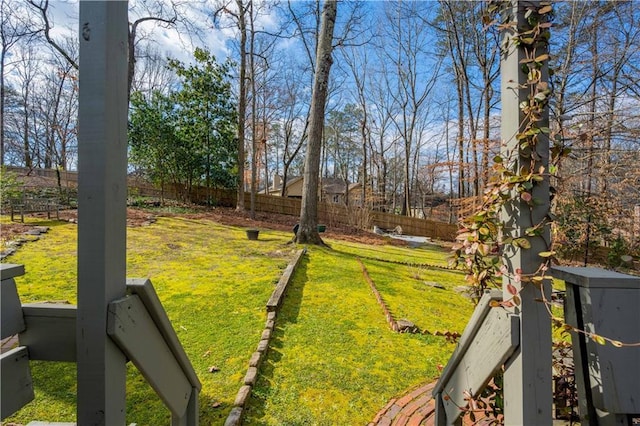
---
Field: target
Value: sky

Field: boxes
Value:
[37,0,282,64]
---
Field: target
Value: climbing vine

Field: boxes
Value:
[451,0,556,305]
[446,2,640,423]
[452,0,640,357]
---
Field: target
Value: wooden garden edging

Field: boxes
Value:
[266,249,306,312]
[225,249,306,426]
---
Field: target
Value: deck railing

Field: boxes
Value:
[433,268,640,425]
[1,263,201,424]
[432,290,520,425]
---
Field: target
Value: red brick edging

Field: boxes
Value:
[369,382,438,426]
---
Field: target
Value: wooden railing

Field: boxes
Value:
[0,264,201,424]
[433,268,640,425]
[432,290,520,425]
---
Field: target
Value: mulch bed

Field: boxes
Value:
[1,207,411,248]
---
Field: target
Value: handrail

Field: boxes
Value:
[126,278,201,390]
[432,289,502,395]
[107,279,201,424]
[433,290,520,425]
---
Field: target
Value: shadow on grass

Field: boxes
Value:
[0,216,71,229]
[243,255,309,423]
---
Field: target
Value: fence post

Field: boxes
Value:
[77,1,129,423]
[500,1,552,424]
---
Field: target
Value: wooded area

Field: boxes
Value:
[1,1,638,257]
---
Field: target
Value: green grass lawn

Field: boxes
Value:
[2,214,473,425]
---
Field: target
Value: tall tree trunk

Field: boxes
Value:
[586,21,598,197]
[1,49,6,165]
[296,0,337,245]
[236,0,247,211]
[249,0,257,219]
[456,73,465,198]
[361,113,367,207]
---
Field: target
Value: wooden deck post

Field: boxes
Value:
[500,1,552,424]
[77,1,129,424]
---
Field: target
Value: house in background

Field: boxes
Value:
[268,175,362,205]
[267,175,304,198]
[321,177,362,205]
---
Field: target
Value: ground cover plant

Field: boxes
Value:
[3,215,296,425]
[2,212,473,425]
[243,238,472,424]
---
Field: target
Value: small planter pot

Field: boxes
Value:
[246,229,259,240]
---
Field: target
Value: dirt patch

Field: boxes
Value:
[166,207,407,247]
[0,222,34,246]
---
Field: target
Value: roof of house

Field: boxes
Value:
[269,176,361,195]
[321,178,361,195]
[268,176,302,193]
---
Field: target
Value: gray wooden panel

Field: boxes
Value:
[19,304,77,362]
[1,277,25,339]
[499,2,553,424]
[108,295,193,417]
[171,387,199,426]
[564,284,596,424]
[0,264,25,280]
[578,286,640,413]
[76,2,129,423]
[552,266,640,289]
[440,310,520,422]
[1,346,34,419]
[126,279,201,390]
[433,290,502,396]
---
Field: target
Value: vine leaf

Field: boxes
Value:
[593,334,607,346]
[513,238,531,249]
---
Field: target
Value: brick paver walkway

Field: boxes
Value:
[369,382,438,426]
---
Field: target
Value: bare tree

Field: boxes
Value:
[342,42,372,207]
[131,44,177,97]
[11,43,40,168]
[1,0,39,165]
[296,0,337,245]
[27,0,77,68]
[213,0,250,211]
[28,0,198,101]
[381,1,441,216]
[271,62,308,197]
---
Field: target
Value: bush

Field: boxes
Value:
[607,236,629,268]
[0,167,23,206]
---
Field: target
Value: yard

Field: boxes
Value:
[1,209,473,425]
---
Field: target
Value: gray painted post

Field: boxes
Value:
[77,1,129,424]
[500,1,552,424]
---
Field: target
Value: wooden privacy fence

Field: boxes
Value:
[4,166,458,241]
[4,166,79,184]
[136,184,459,241]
